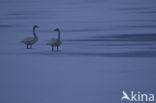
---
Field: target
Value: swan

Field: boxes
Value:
[46,28,62,51]
[21,25,39,49]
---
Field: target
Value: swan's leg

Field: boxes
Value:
[30,45,32,49]
[27,44,29,49]
[52,46,54,52]
[57,46,59,51]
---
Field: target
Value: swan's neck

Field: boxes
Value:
[58,30,60,40]
[33,27,38,39]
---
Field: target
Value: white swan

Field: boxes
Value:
[21,25,39,49]
[46,28,62,51]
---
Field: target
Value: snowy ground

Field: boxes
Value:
[0,0,156,103]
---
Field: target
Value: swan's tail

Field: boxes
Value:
[21,40,24,43]
[46,41,51,45]
[46,42,50,45]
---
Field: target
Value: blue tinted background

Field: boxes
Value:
[0,0,156,103]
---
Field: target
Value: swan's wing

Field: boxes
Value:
[46,38,58,45]
[21,37,34,43]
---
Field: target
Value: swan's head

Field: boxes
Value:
[54,28,60,32]
[34,25,39,28]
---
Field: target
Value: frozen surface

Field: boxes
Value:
[0,0,156,103]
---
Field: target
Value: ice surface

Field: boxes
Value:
[0,0,156,103]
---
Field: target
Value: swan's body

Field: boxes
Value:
[46,28,62,51]
[21,37,38,46]
[46,38,62,46]
[21,25,39,49]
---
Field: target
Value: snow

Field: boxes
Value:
[0,0,156,103]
